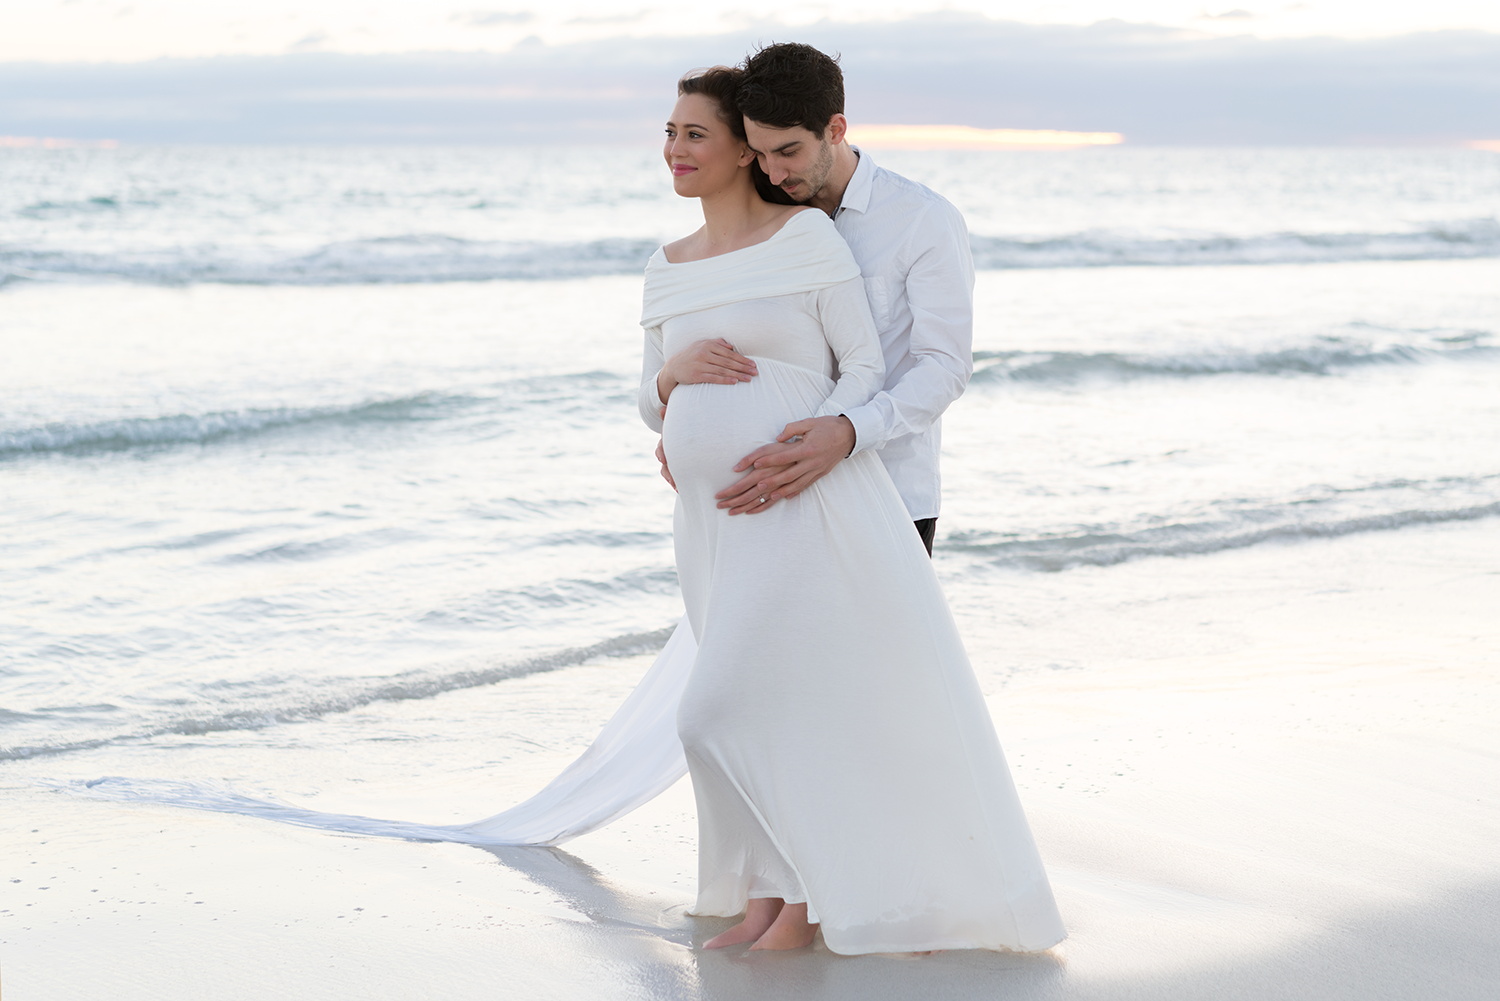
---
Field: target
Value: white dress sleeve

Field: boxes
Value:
[812,276,887,419]
[638,324,667,432]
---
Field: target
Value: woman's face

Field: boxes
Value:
[663,93,752,198]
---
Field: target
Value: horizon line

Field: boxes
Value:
[6,134,1499,151]
[1,135,119,149]
[847,125,1125,150]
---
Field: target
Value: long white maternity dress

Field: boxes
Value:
[638,209,1066,955]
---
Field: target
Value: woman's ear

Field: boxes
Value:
[738,144,756,167]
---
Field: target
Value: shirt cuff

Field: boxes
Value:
[840,404,883,457]
[650,373,667,416]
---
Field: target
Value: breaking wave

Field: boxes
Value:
[0,624,674,761]
[0,371,621,458]
[0,235,661,286]
[945,478,1500,572]
[969,218,1500,269]
[4,218,1497,287]
[970,335,1496,384]
[0,393,478,457]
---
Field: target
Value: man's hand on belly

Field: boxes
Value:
[715,415,856,515]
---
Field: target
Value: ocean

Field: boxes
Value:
[2,143,1498,787]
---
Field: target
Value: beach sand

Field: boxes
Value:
[4,518,1498,999]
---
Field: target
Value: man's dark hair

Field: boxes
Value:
[737,42,845,136]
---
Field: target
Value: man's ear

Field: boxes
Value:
[825,114,849,147]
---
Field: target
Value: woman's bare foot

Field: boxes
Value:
[704,897,784,949]
[749,901,817,951]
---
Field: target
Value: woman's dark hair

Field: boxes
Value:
[677,67,749,140]
[737,42,845,137]
[676,66,795,205]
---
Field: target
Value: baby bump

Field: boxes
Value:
[662,363,832,496]
[663,384,789,495]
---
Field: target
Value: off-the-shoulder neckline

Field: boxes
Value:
[655,207,824,266]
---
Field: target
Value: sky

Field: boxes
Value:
[10,0,1500,62]
[4,3,1500,145]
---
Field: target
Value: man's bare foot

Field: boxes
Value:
[704,897,783,949]
[749,901,817,951]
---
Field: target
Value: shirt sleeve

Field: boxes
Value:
[638,324,667,432]
[813,277,887,420]
[840,200,974,455]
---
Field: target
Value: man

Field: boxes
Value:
[656,42,974,557]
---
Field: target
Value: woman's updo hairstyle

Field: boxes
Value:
[677,66,749,141]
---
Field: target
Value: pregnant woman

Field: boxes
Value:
[641,67,1066,955]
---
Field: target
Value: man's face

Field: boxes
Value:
[743,119,835,204]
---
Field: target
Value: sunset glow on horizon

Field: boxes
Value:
[846,125,1126,150]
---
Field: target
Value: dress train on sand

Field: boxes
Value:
[66,620,696,847]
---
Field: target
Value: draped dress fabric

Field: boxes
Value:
[639,209,1066,955]
[63,621,699,848]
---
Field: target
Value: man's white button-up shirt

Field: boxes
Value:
[834,149,975,521]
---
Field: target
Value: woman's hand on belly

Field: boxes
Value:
[657,339,759,403]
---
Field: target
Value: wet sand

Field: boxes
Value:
[4,518,1498,999]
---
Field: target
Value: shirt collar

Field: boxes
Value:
[836,146,875,216]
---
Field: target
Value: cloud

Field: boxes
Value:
[1201,9,1257,19]
[567,12,650,26]
[2,16,1498,145]
[451,10,534,28]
